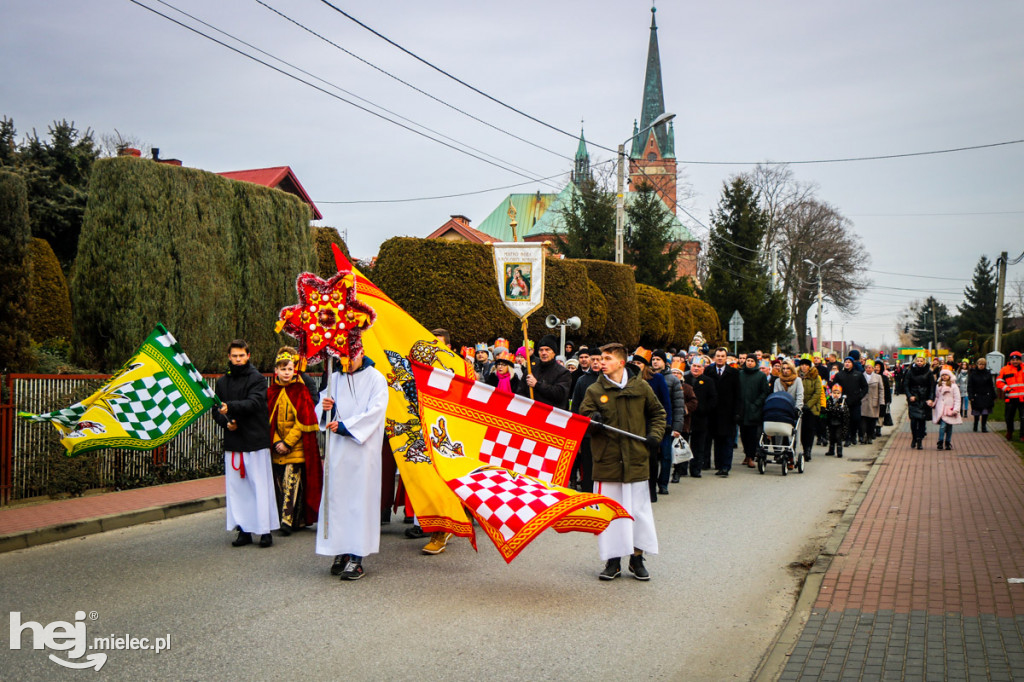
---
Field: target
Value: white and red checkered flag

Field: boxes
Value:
[411,361,631,563]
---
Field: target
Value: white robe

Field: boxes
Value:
[224,448,279,535]
[594,480,658,560]
[314,363,388,557]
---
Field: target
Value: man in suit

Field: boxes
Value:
[706,347,741,477]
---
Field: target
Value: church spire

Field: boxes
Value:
[572,125,590,185]
[630,5,673,160]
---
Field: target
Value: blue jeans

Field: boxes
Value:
[937,422,953,445]
[657,435,673,487]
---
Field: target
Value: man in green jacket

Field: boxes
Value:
[579,343,667,581]
[737,356,771,468]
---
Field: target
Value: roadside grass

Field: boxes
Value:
[990,401,1024,457]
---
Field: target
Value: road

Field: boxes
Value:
[0,400,903,681]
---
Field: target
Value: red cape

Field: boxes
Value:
[268,379,323,526]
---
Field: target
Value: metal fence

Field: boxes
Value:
[1,373,298,503]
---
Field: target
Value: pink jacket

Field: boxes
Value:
[932,370,962,425]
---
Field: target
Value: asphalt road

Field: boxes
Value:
[0,402,901,681]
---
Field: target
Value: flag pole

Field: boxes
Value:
[521,317,534,400]
[322,355,333,539]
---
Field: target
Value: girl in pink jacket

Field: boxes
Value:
[932,368,962,450]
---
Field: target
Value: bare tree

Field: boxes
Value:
[1009,275,1024,317]
[740,163,816,255]
[775,199,870,352]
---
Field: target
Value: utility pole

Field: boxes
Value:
[771,248,779,355]
[830,320,834,357]
[615,143,625,264]
[930,298,938,355]
[994,251,1008,353]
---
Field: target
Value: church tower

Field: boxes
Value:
[571,127,590,186]
[629,6,677,211]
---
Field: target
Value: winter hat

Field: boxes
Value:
[538,334,559,352]
[799,357,813,367]
[577,345,591,357]
[1011,351,1023,359]
[845,356,856,364]
[515,346,528,359]
[652,349,667,361]
[566,358,579,370]
[849,349,861,361]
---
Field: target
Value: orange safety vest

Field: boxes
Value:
[996,363,1024,401]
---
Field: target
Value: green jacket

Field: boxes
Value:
[800,367,823,416]
[737,366,771,426]
[578,373,667,484]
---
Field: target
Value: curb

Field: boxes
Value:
[752,403,906,682]
[0,495,225,555]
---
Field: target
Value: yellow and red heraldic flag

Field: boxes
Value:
[411,362,631,562]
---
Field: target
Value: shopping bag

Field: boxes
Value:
[672,436,693,464]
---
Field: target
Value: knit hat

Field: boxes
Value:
[538,334,559,351]
[653,348,667,361]
[632,347,652,365]
[799,357,813,367]
[577,345,591,356]
[566,358,579,370]
[1011,351,1023,359]
[515,346,528,358]
[849,349,861,361]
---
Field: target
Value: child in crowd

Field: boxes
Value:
[932,368,962,450]
[824,384,849,458]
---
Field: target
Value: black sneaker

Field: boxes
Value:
[599,558,621,581]
[628,554,650,581]
[330,554,350,576]
[404,524,425,539]
[340,559,364,580]
[258,533,273,548]
[231,529,252,547]
[658,485,669,495]
[945,442,952,450]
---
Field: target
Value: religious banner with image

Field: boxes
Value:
[492,242,545,319]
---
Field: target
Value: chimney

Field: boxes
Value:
[151,147,183,167]
[450,214,471,226]
[118,147,142,157]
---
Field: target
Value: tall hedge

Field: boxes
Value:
[372,238,595,350]
[72,157,313,371]
[0,170,33,370]
[577,259,640,347]
[312,226,351,278]
[26,237,72,342]
[668,293,724,348]
[636,283,673,348]
[584,279,608,347]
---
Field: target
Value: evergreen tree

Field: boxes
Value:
[957,255,1009,335]
[909,297,958,349]
[0,170,34,370]
[703,177,789,350]
[624,183,684,291]
[554,178,615,260]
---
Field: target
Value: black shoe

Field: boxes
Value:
[804,452,812,462]
[715,469,729,477]
[658,485,669,495]
[258,533,273,548]
[937,441,943,450]
[340,558,364,580]
[837,451,843,458]
[404,524,425,539]
[945,442,952,450]
[628,554,650,581]
[278,524,292,537]
[690,472,702,478]
[916,440,923,450]
[331,554,351,575]
[826,449,834,456]
[670,475,680,483]
[381,508,391,524]
[231,529,252,547]
[599,558,621,581]
[982,427,988,433]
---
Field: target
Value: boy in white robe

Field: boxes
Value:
[316,353,389,580]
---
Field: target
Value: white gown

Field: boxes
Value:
[314,363,388,557]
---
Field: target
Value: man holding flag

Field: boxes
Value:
[579,343,666,581]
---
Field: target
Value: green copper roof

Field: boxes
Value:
[575,128,589,162]
[630,7,674,160]
[475,183,694,243]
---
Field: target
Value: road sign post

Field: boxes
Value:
[728,310,744,356]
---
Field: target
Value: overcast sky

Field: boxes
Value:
[3,0,1022,350]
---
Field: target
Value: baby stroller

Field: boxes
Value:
[756,390,803,475]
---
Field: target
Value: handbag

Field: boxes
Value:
[883,403,893,426]
[672,436,693,464]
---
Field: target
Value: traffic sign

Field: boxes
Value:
[728,310,744,342]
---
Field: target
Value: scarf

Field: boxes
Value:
[778,371,797,390]
[497,372,512,393]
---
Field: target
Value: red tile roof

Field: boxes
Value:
[217,166,322,220]
[426,217,492,244]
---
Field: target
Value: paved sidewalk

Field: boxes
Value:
[0,476,224,553]
[765,425,1024,681]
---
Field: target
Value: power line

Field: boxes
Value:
[255,0,571,163]
[677,139,1024,166]
[316,172,568,204]
[850,210,1024,217]
[864,268,970,282]
[153,0,558,188]
[127,0,561,189]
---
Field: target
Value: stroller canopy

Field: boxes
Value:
[763,390,799,426]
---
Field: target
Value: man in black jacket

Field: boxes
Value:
[684,358,717,478]
[706,347,741,476]
[213,340,277,548]
[519,334,572,409]
[833,357,868,447]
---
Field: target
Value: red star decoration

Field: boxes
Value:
[277,271,375,367]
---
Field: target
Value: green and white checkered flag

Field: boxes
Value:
[18,324,219,455]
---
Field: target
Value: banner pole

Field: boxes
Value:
[522,317,534,400]
[322,355,333,539]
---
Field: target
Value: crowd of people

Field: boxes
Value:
[211,330,1024,583]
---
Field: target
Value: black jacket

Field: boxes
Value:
[967,368,996,412]
[518,357,572,409]
[684,372,718,433]
[707,363,740,435]
[834,368,868,405]
[571,369,601,413]
[213,362,271,452]
[903,364,937,421]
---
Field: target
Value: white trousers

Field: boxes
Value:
[224,449,280,535]
[594,480,658,560]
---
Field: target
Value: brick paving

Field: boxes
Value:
[0,476,223,536]
[779,428,1024,681]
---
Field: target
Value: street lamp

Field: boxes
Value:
[803,258,834,354]
[616,112,676,264]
